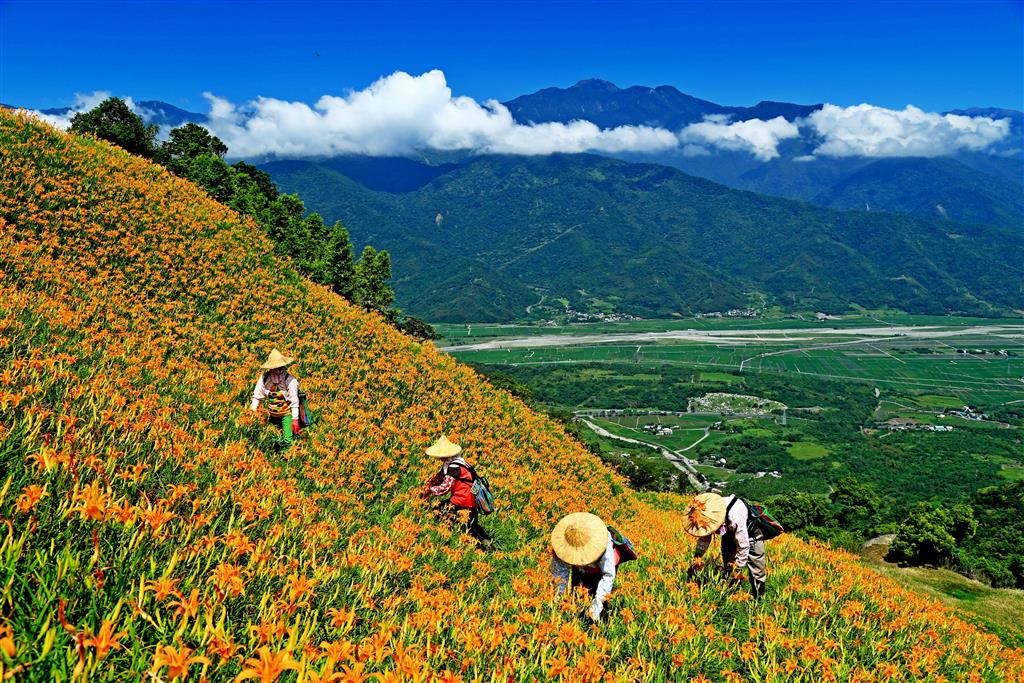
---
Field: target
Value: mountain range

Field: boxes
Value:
[261,153,1024,322]
[12,81,1023,229]
[503,78,821,129]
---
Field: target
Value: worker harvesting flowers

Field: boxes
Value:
[424,436,493,548]
[550,512,636,623]
[249,349,302,446]
[684,492,777,599]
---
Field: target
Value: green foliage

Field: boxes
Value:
[265,154,1024,322]
[830,476,882,532]
[394,315,439,341]
[958,482,1024,588]
[152,122,227,173]
[354,245,395,313]
[69,96,157,157]
[768,491,833,530]
[888,502,978,567]
[319,221,356,298]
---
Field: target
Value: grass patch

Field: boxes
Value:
[699,371,740,384]
[864,560,1024,648]
[916,394,966,409]
[998,465,1024,482]
[787,441,830,460]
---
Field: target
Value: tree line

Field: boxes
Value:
[770,479,1024,590]
[67,97,436,340]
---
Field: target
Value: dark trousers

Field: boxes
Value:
[721,529,767,597]
[438,501,491,544]
[571,568,602,596]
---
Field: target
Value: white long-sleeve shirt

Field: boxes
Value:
[551,531,617,621]
[694,495,751,569]
[249,372,300,419]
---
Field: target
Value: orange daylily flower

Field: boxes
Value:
[235,647,299,682]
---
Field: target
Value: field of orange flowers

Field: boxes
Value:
[0,108,1022,682]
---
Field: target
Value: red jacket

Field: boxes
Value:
[427,458,476,509]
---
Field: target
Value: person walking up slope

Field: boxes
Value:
[250,349,301,446]
[424,436,493,548]
[684,492,769,599]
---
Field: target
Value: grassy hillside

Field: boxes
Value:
[264,154,1024,323]
[2,110,1023,681]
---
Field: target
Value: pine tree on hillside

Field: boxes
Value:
[355,246,394,313]
[323,222,356,299]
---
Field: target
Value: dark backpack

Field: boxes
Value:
[727,496,785,540]
[461,463,496,515]
[608,526,638,564]
[298,391,314,428]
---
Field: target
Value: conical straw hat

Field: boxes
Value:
[551,512,607,566]
[683,493,727,537]
[425,436,462,459]
[260,349,295,370]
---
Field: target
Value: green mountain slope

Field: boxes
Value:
[813,157,1024,228]
[264,154,1024,322]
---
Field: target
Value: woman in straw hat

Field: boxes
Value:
[683,492,767,599]
[550,512,619,622]
[424,436,492,548]
[249,349,301,446]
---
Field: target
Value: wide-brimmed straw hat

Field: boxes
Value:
[425,436,462,459]
[683,493,727,537]
[260,349,295,370]
[551,512,607,566]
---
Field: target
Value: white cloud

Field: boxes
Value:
[805,103,1011,158]
[678,116,801,161]
[203,70,679,158]
[27,91,138,130]
[24,75,1015,163]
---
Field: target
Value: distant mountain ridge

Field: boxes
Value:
[501,80,1023,229]
[13,83,1022,228]
[262,153,1024,322]
[503,78,821,128]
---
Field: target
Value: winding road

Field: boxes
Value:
[580,417,709,491]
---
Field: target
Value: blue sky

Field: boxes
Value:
[2,0,1022,112]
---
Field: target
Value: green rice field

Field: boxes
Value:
[443,316,1024,406]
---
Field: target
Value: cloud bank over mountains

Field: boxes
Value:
[30,70,1013,161]
[202,71,679,157]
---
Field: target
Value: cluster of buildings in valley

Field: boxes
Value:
[955,348,1016,357]
[943,406,990,421]
[564,309,641,323]
[642,423,674,436]
[880,418,954,433]
[695,308,760,319]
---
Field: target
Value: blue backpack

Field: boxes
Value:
[463,463,496,515]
